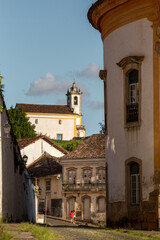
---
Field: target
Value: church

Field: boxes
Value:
[16,82,85,140]
[88,0,160,230]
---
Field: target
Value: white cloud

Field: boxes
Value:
[26,72,90,97]
[77,63,100,79]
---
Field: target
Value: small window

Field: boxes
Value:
[97,197,105,212]
[83,169,92,184]
[59,120,62,125]
[35,119,38,124]
[130,162,140,205]
[57,134,62,140]
[126,69,139,123]
[97,168,106,183]
[46,180,51,191]
[68,170,76,184]
[74,96,78,105]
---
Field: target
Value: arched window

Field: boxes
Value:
[97,168,106,183]
[74,96,78,105]
[68,169,76,185]
[130,162,140,204]
[83,169,92,184]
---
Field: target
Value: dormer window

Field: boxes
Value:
[74,96,78,105]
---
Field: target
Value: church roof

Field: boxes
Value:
[17,135,68,154]
[60,134,105,160]
[27,153,62,178]
[16,103,76,115]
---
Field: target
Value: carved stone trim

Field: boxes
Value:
[99,70,107,81]
[117,56,144,69]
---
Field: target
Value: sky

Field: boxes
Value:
[0,0,104,136]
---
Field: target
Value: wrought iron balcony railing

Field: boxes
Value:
[62,183,106,192]
[126,103,138,123]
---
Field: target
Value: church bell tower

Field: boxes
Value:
[66,82,82,115]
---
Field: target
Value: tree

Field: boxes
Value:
[7,106,37,139]
[99,121,105,134]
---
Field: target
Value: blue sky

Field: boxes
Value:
[0,0,104,136]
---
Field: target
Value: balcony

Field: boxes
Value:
[126,103,138,123]
[62,183,106,192]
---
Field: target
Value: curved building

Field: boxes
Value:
[88,0,160,230]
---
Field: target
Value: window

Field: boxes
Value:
[59,120,62,124]
[68,170,76,184]
[74,96,78,105]
[57,134,62,140]
[97,168,106,183]
[46,180,51,191]
[130,162,140,205]
[117,56,144,127]
[83,169,92,184]
[126,69,139,123]
[97,197,105,212]
[35,119,38,124]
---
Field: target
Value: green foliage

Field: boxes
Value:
[0,225,12,240]
[7,106,37,139]
[99,121,105,134]
[20,223,63,240]
[53,139,83,151]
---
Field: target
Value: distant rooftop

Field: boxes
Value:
[60,134,105,160]
[17,135,68,155]
[28,153,62,178]
[16,103,77,115]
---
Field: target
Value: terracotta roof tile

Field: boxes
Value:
[17,135,68,154]
[16,103,76,115]
[28,153,62,178]
[60,134,105,160]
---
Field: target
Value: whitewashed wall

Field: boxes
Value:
[20,138,65,166]
[104,18,154,202]
[28,114,76,140]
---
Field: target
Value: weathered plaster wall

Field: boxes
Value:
[104,18,154,202]
[38,176,62,216]
[0,97,35,222]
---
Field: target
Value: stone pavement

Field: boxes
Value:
[46,217,160,240]
[2,223,36,240]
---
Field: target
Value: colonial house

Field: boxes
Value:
[0,93,35,222]
[88,0,160,230]
[28,152,62,217]
[17,135,68,166]
[16,82,85,140]
[60,134,106,226]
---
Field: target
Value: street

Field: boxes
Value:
[46,218,151,240]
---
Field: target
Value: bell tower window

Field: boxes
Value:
[74,96,78,105]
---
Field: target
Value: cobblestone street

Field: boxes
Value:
[46,218,159,240]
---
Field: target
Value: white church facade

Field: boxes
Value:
[16,82,85,140]
[88,0,160,230]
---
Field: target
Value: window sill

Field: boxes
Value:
[125,121,141,129]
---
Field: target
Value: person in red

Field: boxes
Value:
[70,210,74,223]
